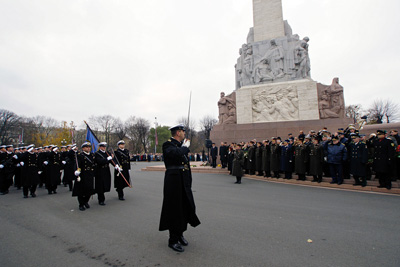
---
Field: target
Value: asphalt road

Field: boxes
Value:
[1,162,399,267]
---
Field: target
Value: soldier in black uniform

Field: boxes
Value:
[210,143,218,168]
[232,144,244,183]
[348,133,368,187]
[114,140,131,200]
[73,142,96,211]
[219,142,228,168]
[94,142,113,205]
[373,130,395,189]
[63,145,77,191]
[45,146,62,194]
[270,138,280,178]
[262,140,271,177]
[247,140,256,175]
[19,145,40,198]
[0,145,19,195]
[308,137,324,183]
[159,124,201,253]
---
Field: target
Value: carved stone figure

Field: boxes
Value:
[294,37,310,79]
[317,77,345,119]
[217,92,236,125]
[260,39,285,80]
[240,44,254,86]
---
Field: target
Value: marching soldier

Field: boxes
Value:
[37,146,47,188]
[19,145,40,198]
[45,146,62,194]
[0,145,19,195]
[348,133,368,187]
[373,130,395,189]
[94,142,113,205]
[114,140,131,200]
[63,145,76,191]
[13,147,22,189]
[73,142,96,211]
[159,124,200,253]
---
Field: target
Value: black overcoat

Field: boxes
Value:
[46,151,62,187]
[114,148,131,189]
[294,144,308,174]
[159,138,200,233]
[308,143,324,176]
[372,138,395,173]
[72,152,95,197]
[232,149,244,177]
[349,141,368,176]
[270,144,280,172]
[280,145,293,172]
[94,150,112,194]
[20,152,40,187]
[247,145,256,171]
[262,144,270,172]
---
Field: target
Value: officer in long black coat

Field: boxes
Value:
[159,125,200,253]
[262,140,271,177]
[94,142,113,205]
[0,145,19,195]
[219,142,228,168]
[294,140,308,180]
[114,140,131,200]
[373,130,395,189]
[348,133,368,187]
[210,143,218,168]
[247,141,256,175]
[308,138,324,183]
[270,138,280,178]
[45,146,62,194]
[19,145,40,198]
[232,144,244,183]
[63,145,77,191]
[73,142,96,211]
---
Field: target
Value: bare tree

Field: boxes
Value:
[383,99,399,123]
[368,99,385,124]
[199,115,218,140]
[0,109,21,144]
[125,116,150,153]
[88,115,118,144]
[177,117,196,142]
[30,115,58,145]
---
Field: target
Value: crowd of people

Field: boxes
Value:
[0,140,132,210]
[210,125,400,190]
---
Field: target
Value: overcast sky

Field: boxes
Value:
[1,0,399,129]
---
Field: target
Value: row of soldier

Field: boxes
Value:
[212,127,399,190]
[0,140,131,211]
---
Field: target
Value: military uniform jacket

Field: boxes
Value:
[372,138,395,173]
[159,137,200,233]
[247,145,256,171]
[270,144,280,172]
[114,148,131,189]
[1,152,18,175]
[294,144,308,174]
[349,141,368,176]
[72,152,96,197]
[308,143,324,176]
[280,145,293,172]
[94,150,112,193]
[19,152,40,186]
[63,150,76,184]
[47,151,62,186]
[255,146,263,171]
[261,144,270,172]
[232,149,244,177]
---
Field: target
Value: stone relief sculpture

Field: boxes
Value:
[217,92,237,125]
[252,86,299,122]
[234,21,312,89]
[317,77,345,119]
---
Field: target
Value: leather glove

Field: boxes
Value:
[43,161,48,165]
[77,177,81,182]
[13,154,18,159]
[107,156,112,161]
[62,161,66,165]
[182,139,190,148]
[20,162,24,166]
[0,164,3,169]
[74,170,81,176]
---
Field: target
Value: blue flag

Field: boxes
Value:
[86,126,99,153]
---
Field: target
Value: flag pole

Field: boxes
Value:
[187,91,192,138]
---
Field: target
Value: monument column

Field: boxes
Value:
[252,0,285,42]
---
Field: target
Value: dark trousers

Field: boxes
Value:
[313,175,322,182]
[330,164,343,184]
[116,188,124,198]
[273,171,280,178]
[98,192,105,202]
[236,176,242,183]
[284,171,292,179]
[220,157,226,168]
[297,173,306,180]
[169,230,183,245]
[376,172,391,189]
[0,173,13,192]
[211,157,217,168]
[47,184,57,194]
[78,195,91,206]
[23,185,37,196]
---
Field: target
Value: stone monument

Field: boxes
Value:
[211,0,351,144]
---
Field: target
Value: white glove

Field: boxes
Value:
[182,139,190,148]
[324,157,327,162]
[62,161,66,165]
[77,177,81,182]
[107,156,112,161]
[17,163,20,167]
[20,162,24,166]
[74,170,81,176]
[13,155,18,159]
[38,171,42,174]
[115,165,121,172]
[43,161,48,165]
[0,164,3,169]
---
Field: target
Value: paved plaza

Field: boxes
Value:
[1,162,399,267]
